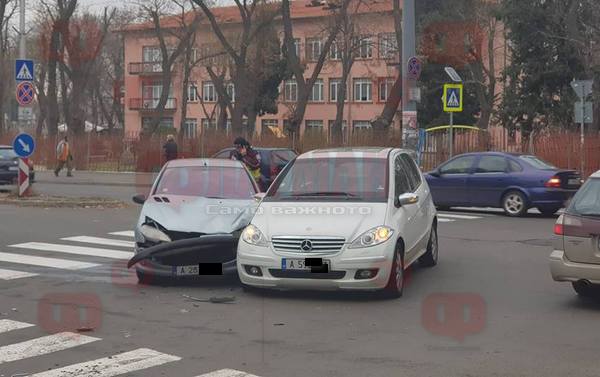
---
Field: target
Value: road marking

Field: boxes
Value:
[109,230,135,238]
[438,213,482,220]
[61,236,135,248]
[0,319,35,334]
[10,242,134,260]
[0,267,38,280]
[195,369,262,377]
[0,332,99,365]
[29,348,182,377]
[437,218,454,223]
[0,252,100,270]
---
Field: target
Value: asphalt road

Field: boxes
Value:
[1,201,599,377]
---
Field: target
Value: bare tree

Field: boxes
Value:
[138,0,200,135]
[191,0,280,136]
[0,0,18,134]
[281,0,350,137]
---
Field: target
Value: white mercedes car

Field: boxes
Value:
[237,147,439,297]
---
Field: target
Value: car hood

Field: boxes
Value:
[138,195,257,234]
[252,201,388,242]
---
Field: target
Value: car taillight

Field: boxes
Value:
[545,176,561,188]
[554,215,564,235]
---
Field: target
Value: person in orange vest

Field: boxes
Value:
[54,135,73,177]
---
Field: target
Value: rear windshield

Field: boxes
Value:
[267,157,388,202]
[567,178,600,217]
[518,155,556,170]
[0,149,17,159]
[154,166,256,199]
[271,150,296,165]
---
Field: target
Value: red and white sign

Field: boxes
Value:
[18,158,30,197]
[16,81,35,106]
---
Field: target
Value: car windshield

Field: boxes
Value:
[267,158,388,202]
[567,178,600,216]
[519,155,556,170]
[0,148,17,159]
[154,166,256,199]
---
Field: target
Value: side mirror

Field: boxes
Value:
[429,170,441,178]
[132,194,147,205]
[254,192,266,202]
[397,193,419,207]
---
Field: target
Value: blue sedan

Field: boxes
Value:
[425,152,582,216]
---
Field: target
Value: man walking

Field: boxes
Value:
[163,134,178,162]
[54,135,73,177]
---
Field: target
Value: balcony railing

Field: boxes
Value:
[128,62,167,75]
[129,98,177,111]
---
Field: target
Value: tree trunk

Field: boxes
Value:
[372,77,402,131]
[47,26,61,136]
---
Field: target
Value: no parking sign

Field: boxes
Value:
[16,81,35,106]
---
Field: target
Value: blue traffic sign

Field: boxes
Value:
[15,59,34,81]
[13,133,35,158]
[16,81,35,106]
[443,83,463,112]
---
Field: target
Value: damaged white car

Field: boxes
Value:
[127,159,261,283]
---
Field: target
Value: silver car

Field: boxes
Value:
[128,158,261,282]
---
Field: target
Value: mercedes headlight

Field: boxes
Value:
[349,226,393,249]
[140,224,171,243]
[241,224,268,247]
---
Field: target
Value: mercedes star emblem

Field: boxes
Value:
[300,239,313,252]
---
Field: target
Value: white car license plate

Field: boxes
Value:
[174,265,199,276]
[8,166,18,171]
[568,178,580,185]
[281,258,329,271]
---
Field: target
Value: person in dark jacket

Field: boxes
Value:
[163,134,178,162]
[230,137,261,184]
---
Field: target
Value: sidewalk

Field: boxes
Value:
[35,170,156,188]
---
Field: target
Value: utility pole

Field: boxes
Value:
[19,0,26,59]
[401,0,417,149]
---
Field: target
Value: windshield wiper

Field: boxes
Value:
[291,191,357,197]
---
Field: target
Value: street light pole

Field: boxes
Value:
[401,0,417,148]
[19,0,26,59]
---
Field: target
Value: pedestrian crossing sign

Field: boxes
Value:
[443,83,463,112]
[15,59,34,81]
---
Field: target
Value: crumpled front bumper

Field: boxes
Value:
[128,234,239,277]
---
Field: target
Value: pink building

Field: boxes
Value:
[122,0,399,139]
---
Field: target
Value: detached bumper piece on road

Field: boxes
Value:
[128,234,239,279]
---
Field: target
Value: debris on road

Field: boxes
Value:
[76,326,95,332]
[182,294,236,304]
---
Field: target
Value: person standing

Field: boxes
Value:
[230,137,261,185]
[54,135,73,177]
[163,134,178,162]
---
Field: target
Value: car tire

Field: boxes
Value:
[538,206,561,217]
[572,281,597,298]
[382,243,405,299]
[502,190,528,217]
[419,225,438,267]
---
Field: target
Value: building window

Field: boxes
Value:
[305,120,324,132]
[261,119,278,135]
[187,83,198,102]
[142,117,174,131]
[353,78,372,102]
[379,78,395,102]
[353,120,372,130]
[379,33,398,59]
[329,40,341,60]
[202,81,216,102]
[226,82,235,102]
[357,36,373,59]
[293,38,301,58]
[201,118,217,130]
[284,79,298,102]
[308,79,324,102]
[306,38,322,61]
[142,46,161,62]
[329,78,348,102]
[183,118,198,138]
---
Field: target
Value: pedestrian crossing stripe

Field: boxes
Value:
[16,63,33,80]
[109,230,135,238]
[61,236,135,248]
[0,251,100,270]
[0,332,99,365]
[10,242,134,260]
[0,319,35,334]
[28,348,181,377]
[195,369,262,377]
[0,267,38,280]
